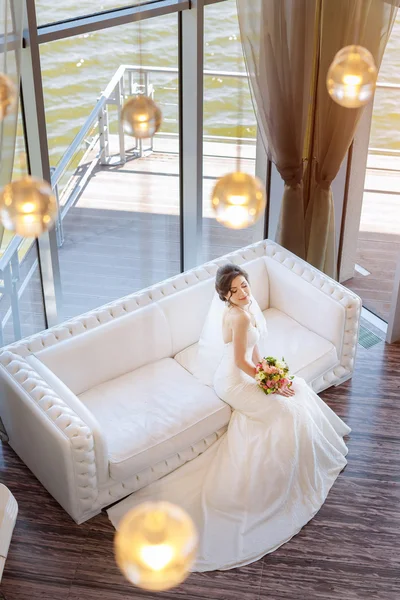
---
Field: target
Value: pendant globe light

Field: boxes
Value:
[0,176,58,237]
[0,1,17,123]
[122,95,162,139]
[212,171,265,229]
[211,43,266,229]
[115,501,198,591]
[122,0,162,139]
[0,73,16,121]
[327,0,377,108]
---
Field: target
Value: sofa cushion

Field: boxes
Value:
[158,279,215,356]
[174,308,338,385]
[35,304,172,395]
[174,343,198,374]
[260,308,338,382]
[78,358,231,482]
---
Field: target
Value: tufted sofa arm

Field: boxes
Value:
[0,351,106,523]
[261,249,361,391]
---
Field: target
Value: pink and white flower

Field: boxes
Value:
[255,356,293,396]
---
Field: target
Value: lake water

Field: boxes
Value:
[34,1,400,166]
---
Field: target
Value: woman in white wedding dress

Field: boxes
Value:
[109,264,351,572]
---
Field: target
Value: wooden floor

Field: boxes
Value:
[1,334,400,599]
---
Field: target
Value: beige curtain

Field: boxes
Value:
[237,0,317,259]
[304,0,399,276]
[238,0,398,277]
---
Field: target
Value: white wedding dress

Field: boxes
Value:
[108,317,351,572]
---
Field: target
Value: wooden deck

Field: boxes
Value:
[54,136,258,322]
[52,137,400,324]
[344,154,400,321]
[0,138,258,344]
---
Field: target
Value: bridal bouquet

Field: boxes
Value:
[255,357,293,395]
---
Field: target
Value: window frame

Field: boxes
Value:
[19,0,269,330]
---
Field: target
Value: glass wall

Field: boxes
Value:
[344,13,400,322]
[2,0,400,347]
[202,0,261,263]
[0,0,270,346]
[39,13,181,320]
[0,107,46,345]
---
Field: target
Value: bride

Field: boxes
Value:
[109,263,351,571]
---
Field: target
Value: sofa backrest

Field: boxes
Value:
[36,304,172,395]
[158,278,215,356]
[33,256,270,392]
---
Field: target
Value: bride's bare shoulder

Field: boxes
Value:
[227,307,250,327]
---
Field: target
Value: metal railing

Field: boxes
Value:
[0,65,254,344]
[49,71,399,222]
[0,235,23,346]
[0,68,398,345]
[50,64,256,244]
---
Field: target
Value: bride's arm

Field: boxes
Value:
[232,312,257,379]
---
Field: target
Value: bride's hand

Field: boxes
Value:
[277,387,295,398]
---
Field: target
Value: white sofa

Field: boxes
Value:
[0,240,361,524]
[0,484,18,582]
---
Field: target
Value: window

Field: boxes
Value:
[344,13,400,322]
[35,1,161,26]
[202,0,261,263]
[0,107,46,345]
[40,13,181,320]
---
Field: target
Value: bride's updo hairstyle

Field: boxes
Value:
[215,263,249,303]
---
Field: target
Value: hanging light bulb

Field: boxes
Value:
[115,501,198,591]
[121,0,162,140]
[211,171,266,229]
[0,73,16,121]
[0,176,58,237]
[327,45,377,108]
[122,95,162,139]
[211,38,265,230]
